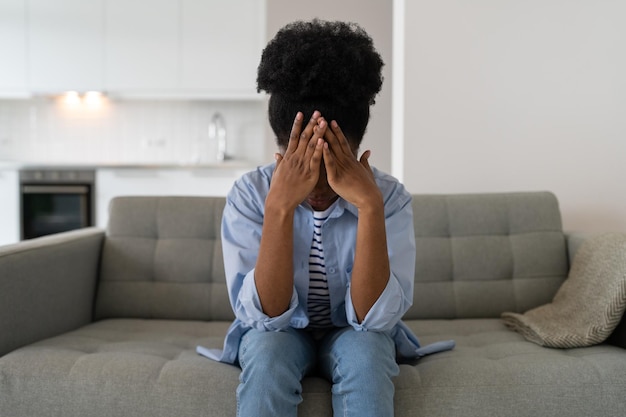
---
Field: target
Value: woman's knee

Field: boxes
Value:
[239,329,315,378]
[321,328,398,379]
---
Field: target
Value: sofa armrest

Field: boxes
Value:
[0,228,104,356]
[564,231,599,267]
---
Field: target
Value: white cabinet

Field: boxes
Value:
[0,0,27,95]
[0,170,20,246]
[105,0,178,92]
[95,168,245,228]
[28,0,104,92]
[0,0,265,98]
[180,0,264,97]
[105,0,264,97]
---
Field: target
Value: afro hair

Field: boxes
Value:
[257,19,384,148]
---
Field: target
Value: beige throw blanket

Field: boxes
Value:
[502,233,626,348]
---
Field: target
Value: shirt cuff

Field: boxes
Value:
[345,274,405,332]
[235,269,299,332]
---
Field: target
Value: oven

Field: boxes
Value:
[19,169,95,240]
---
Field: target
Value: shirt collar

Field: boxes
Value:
[299,198,358,219]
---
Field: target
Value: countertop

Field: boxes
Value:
[0,160,258,171]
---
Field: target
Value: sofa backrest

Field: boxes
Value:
[404,191,568,319]
[95,192,569,322]
[95,196,233,321]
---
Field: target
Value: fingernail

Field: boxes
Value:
[313,110,321,118]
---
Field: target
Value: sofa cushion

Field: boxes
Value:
[2,318,624,417]
[95,197,234,321]
[0,319,334,417]
[0,319,239,417]
[396,319,626,417]
[406,192,568,319]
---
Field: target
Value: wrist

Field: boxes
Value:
[265,192,298,218]
[355,189,384,213]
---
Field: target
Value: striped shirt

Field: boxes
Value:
[307,207,334,328]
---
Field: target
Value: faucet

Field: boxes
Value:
[209,112,228,162]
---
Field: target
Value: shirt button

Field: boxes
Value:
[328,267,336,273]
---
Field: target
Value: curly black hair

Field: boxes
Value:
[257,19,384,148]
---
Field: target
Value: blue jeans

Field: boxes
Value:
[237,326,399,417]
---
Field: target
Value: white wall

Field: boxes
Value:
[399,0,626,232]
[265,0,393,173]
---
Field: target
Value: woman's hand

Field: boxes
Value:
[256,111,326,318]
[321,120,382,210]
[268,111,326,212]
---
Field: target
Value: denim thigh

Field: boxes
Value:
[237,328,317,417]
[317,327,399,417]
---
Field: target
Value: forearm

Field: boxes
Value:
[254,203,296,317]
[350,199,390,322]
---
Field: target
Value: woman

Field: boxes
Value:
[198,19,452,417]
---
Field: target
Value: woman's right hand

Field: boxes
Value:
[267,111,326,212]
[257,111,326,317]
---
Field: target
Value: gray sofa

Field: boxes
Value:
[1,192,625,417]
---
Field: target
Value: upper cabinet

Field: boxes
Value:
[105,0,178,92]
[29,0,104,92]
[180,0,264,98]
[0,0,27,95]
[0,0,265,99]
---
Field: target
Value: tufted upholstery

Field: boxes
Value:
[95,197,233,321]
[3,318,625,417]
[0,319,241,416]
[395,319,626,416]
[3,192,626,417]
[407,192,568,319]
[95,193,568,323]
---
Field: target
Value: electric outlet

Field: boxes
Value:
[142,138,167,148]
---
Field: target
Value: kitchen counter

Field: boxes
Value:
[0,160,258,171]
[0,160,259,246]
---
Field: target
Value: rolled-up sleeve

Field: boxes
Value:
[345,272,407,331]
[221,175,299,332]
[234,269,299,331]
[344,185,416,332]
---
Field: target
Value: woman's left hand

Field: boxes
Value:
[321,119,382,210]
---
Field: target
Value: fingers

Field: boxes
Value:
[324,120,353,156]
[279,111,325,188]
[285,112,304,154]
[308,138,325,173]
[322,140,336,176]
[359,149,375,178]
[322,119,352,176]
[304,118,326,172]
[359,149,371,167]
[286,111,323,156]
[301,110,321,140]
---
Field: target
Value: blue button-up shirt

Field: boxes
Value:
[197,163,454,364]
